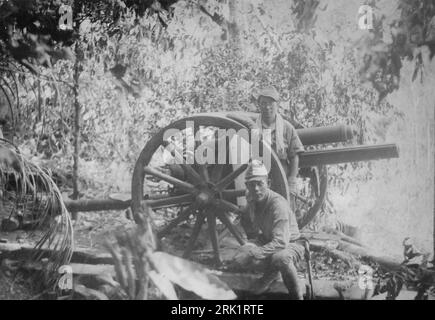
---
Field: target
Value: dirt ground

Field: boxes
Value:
[1,206,429,300]
[72,210,136,250]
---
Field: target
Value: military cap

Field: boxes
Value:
[245,159,268,182]
[257,86,280,101]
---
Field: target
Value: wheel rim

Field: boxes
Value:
[131,114,288,264]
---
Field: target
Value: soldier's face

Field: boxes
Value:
[258,96,277,123]
[246,177,269,202]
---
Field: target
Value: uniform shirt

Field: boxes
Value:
[278,119,304,157]
[257,116,304,176]
[242,190,301,258]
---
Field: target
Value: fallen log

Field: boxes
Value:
[301,231,342,243]
[336,241,403,271]
[216,272,376,300]
[1,233,403,276]
[19,260,116,276]
[301,230,363,248]
[309,242,360,268]
[320,227,364,247]
[0,242,113,265]
[14,258,378,300]
[64,198,130,212]
[69,263,115,275]
[300,233,403,272]
[0,241,414,299]
[63,195,192,212]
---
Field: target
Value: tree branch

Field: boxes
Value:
[252,7,283,52]
[0,67,74,89]
[187,0,228,28]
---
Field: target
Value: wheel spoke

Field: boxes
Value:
[210,165,224,183]
[198,165,209,182]
[221,189,246,199]
[312,167,321,196]
[216,211,245,245]
[207,210,221,265]
[214,164,248,191]
[143,166,196,194]
[214,199,244,216]
[143,194,194,209]
[171,149,203,184]
[158,202,198,238]
[183,213,206,259]
[181,164,203,184]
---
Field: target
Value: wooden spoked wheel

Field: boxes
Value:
[295,165,328,229]
[131,114,289,264]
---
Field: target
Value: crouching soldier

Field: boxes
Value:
[231,160,305,300]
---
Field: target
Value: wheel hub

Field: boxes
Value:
[195,184,217,206]
[196,191,211,205]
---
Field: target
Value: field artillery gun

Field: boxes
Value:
[0,111,400,298]
[127,112,399,264]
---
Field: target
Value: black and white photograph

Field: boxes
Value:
[0,0,434,303]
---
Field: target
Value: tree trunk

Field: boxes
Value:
[228,0,240,42]
[37,79,41,122]
[72,42,81,220]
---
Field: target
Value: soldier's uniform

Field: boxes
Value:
[235,189,305,271]
[254,86,304,210]
[256,115,304,177]
[231,174,305,299]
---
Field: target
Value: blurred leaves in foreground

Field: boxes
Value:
[104,206,236,300]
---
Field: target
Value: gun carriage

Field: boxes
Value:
[127,112,399,264]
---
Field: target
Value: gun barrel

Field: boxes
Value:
[299,144,399,168]
[297,125,354,146]
[226,112,353,145]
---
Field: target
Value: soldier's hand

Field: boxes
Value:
[248,245,264,260]
[232,243,256,268]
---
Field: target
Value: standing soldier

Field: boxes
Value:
[254,86,304,210]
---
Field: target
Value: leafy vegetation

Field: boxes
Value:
[0,138,73,288]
